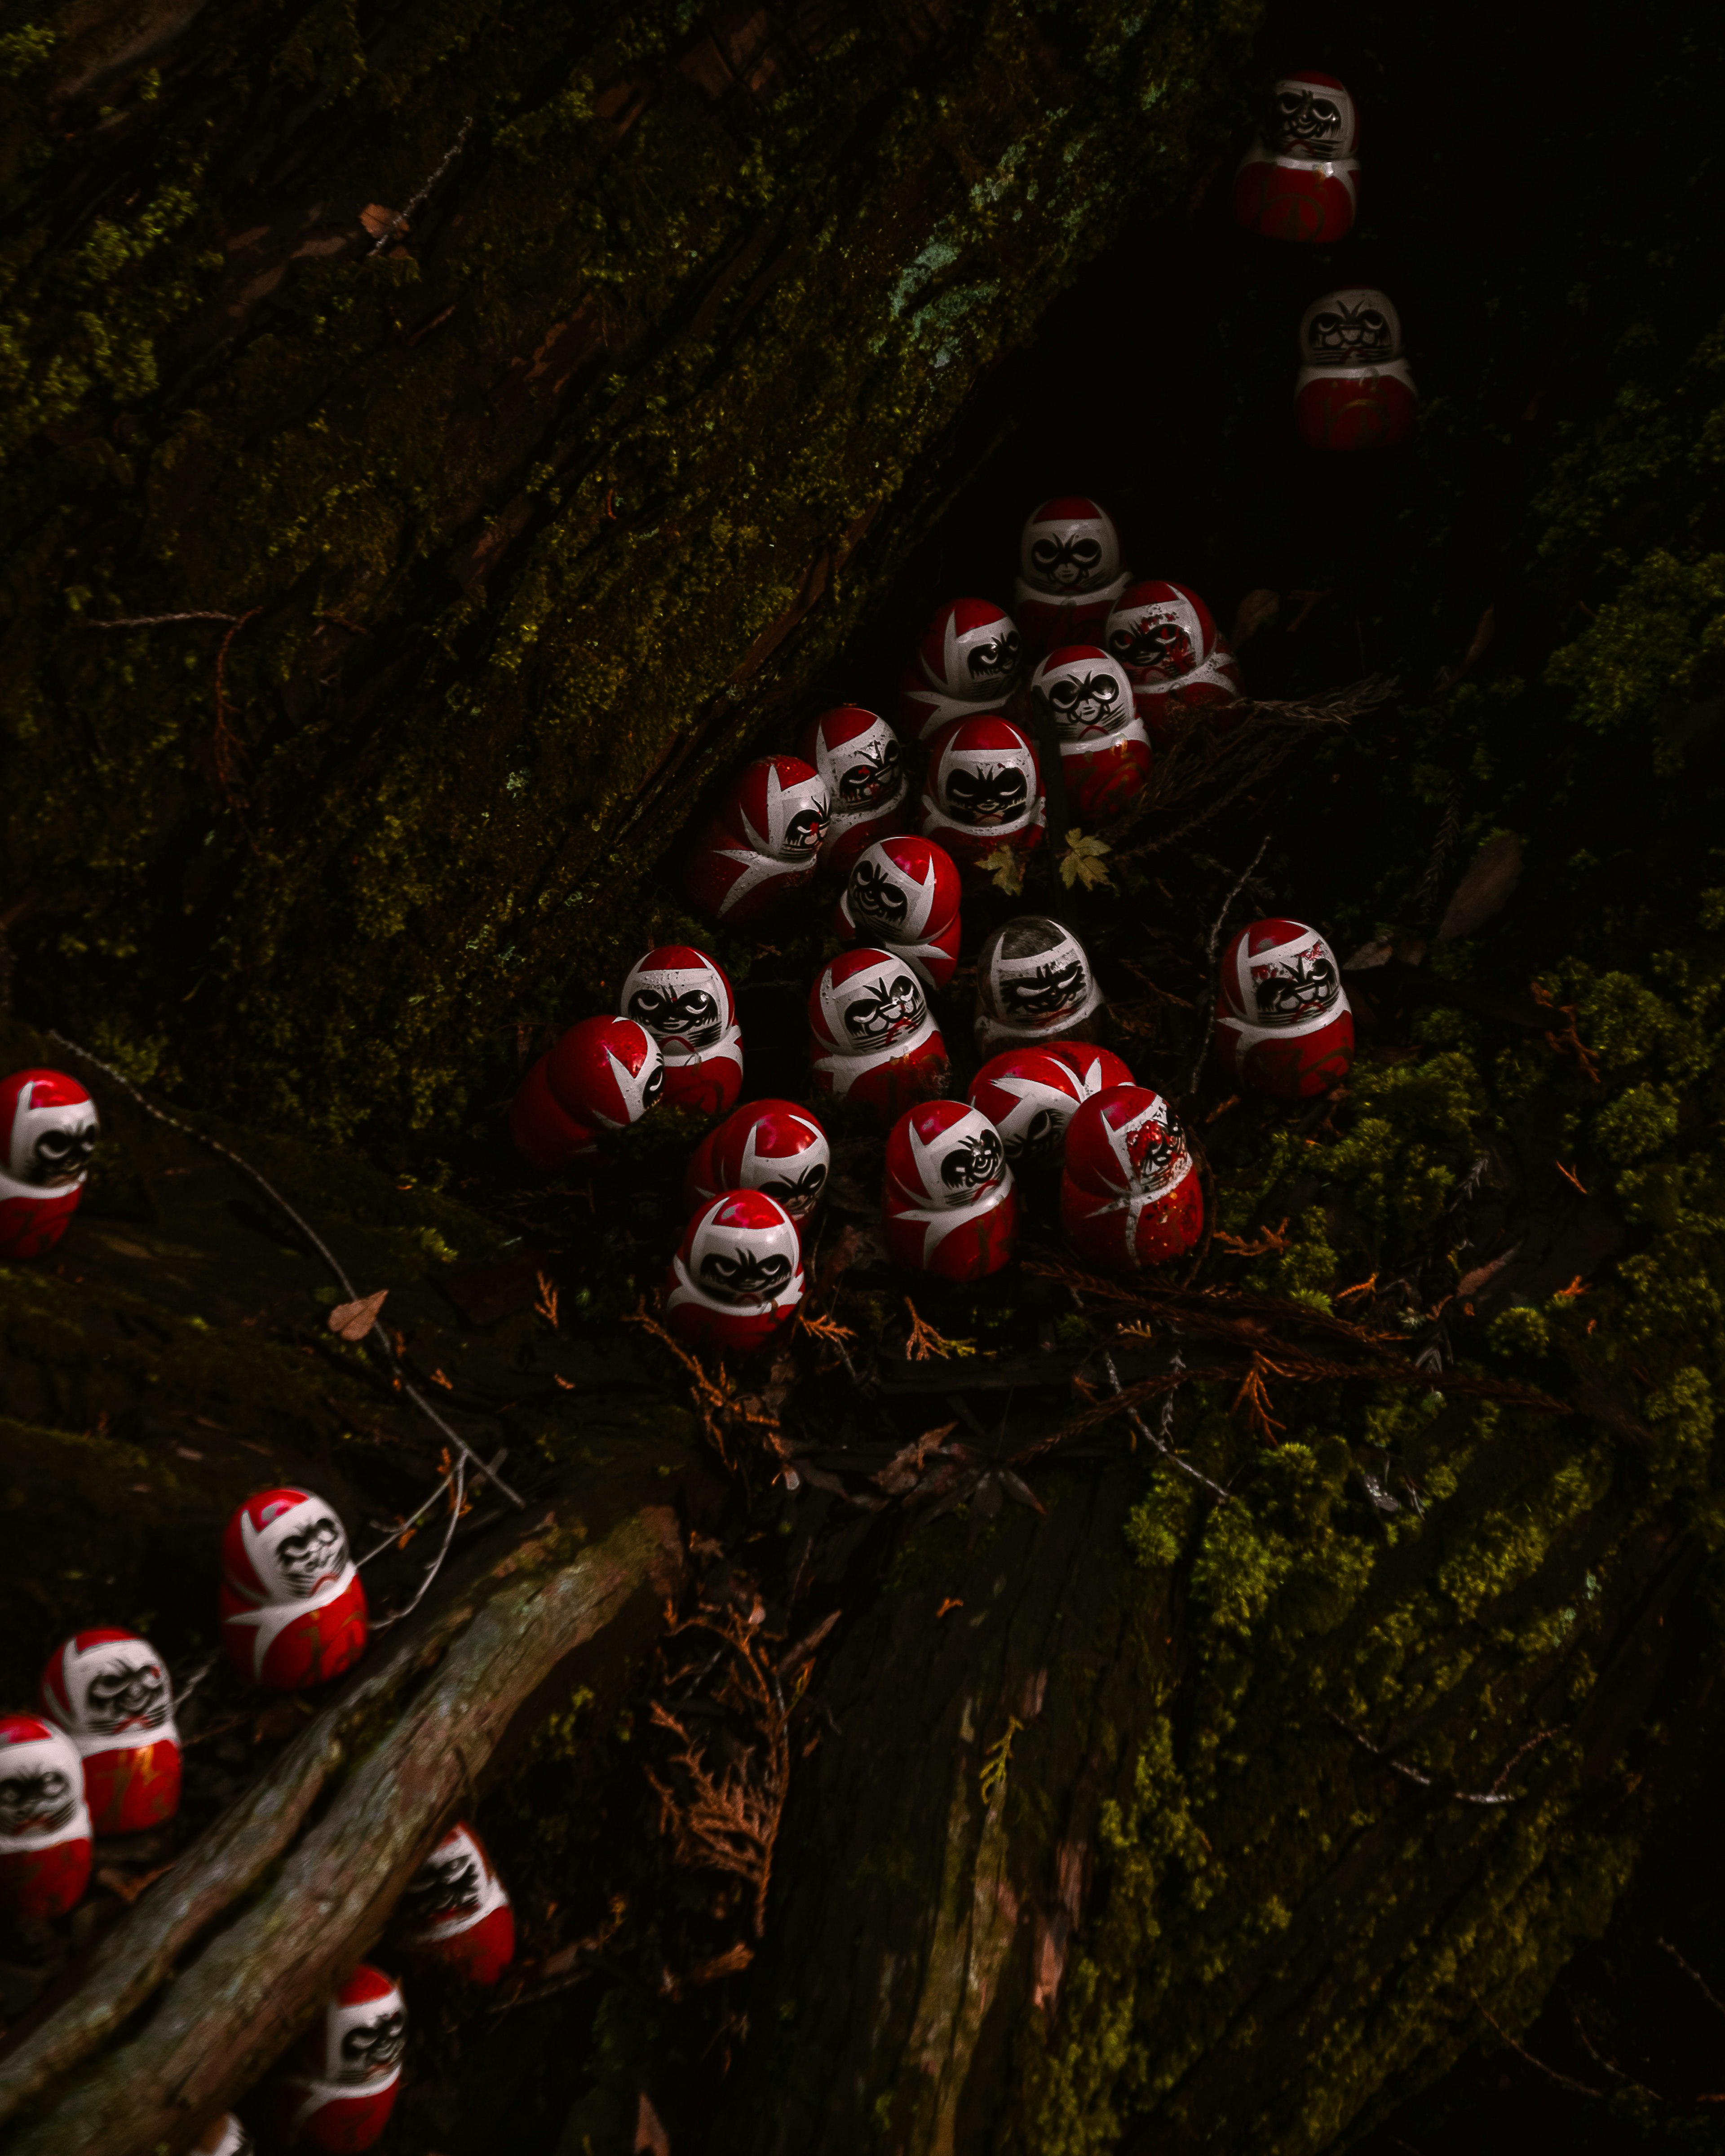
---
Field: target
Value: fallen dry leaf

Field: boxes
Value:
[97,1861,175,1904]
[978,842,1026,898]
[1231,588,1281,645]
[359,202,405,239]
[328,1287,389,1342]
[1058,828,1113,892]
[635,2090,672,2155]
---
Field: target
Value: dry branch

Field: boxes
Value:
[7,1505,682,2156]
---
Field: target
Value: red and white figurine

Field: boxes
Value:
[684,1100,830,1233]
[1234,72,1359,243]
[619,947,742,1119]
[0,1069,99,1261]
[897,599,1023,743]
[1295,288,1418,451]
[664,1190,805,1356]
[882,1100,1017,1280]
[835,834,962,992]
[272,1965,406,2152]
[969,1043,1133,1173]
[974,917,1103,1058]
[401,1820,515,1985]
[1214,918,1354,1098]
[548,1014,665,1132]
[799,706,909,864]
[40,1628,180,1834]
[219,1488,368,1692]
[685,755,830,924]
[1104,582,1243,745]
[1061,1084,1203,1268]
[809,947,950,1119]
[920,715,1045,868]
[1014,498,1129,654]
[509,1053,599,1172]
[1029,644,1152,822]
[0,1714,92,1922]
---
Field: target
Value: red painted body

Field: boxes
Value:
[898,600,1022,742]
[1213,918,1355,1099]
[1295,362,1418,449]
[663,1190,805,1357]
[1060,1084,1204,1268]
[685,755,829,923]
[968,1045,1133,1172]
[809,948,950,1118]
[402,1821,516,1985]
[548,1015,665,1132]
[273,1965,405,2152]
[0,1068,99,1260]
[834,835,962,991]
[798,706,910,864]
[219,1488,369,1692]
[509,1054,599,1171]
[41,1626,181,1834]
[881,1101,1017,1279]
[683,1100,830,1228]
[1234,153,1356,241]
[619,946,743,1119]
[0,1713,92,1921]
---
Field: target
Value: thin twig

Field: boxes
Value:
[1658,1937,1725,2024]
[1188,834,1270,1091]
[84,611,242,629]
[168,1652,218,1714]
[1101,1351,1233,1502]
[368,116,474,255]
[1325,1706,1557,1806]
[1472,1995,1607,2099]
[354,1448,507,1567]
[46,1032,525,1511]
[371,1454,466,1630]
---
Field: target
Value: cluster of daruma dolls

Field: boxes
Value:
[1234,68,1418,451]
[510,902,1354,1364]
[0,1485,514,2151]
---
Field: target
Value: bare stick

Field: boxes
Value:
[1101,1351,1232,1501]
[84,611,242,629]
[1471,1995,1606,2099]
[1658,1936,1725,2024]
[368,116,474,255]
[371,1453,467,1630]
[1324,1707,1558,1807]
[1188,834,1270,1091]
[47,1032,525,1511]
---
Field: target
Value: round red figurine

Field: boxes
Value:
[1014,497,1129,654]
[1028,644,1152,822]
[0,1069,99,1261]
[920,714,1045,868]
[897,599,1023,743]
[968,1043,1134,1172]
[1295,288,1418,451]
[39,1628,180,1835]
[1103,582,1243,746]
[835,834,962,992]
[809,947,951,1119]
[881,1100,1017,1280]
[509,1053,599,1171]
[619,946,742,1118]
[1234,71,1359,242]
[1061,1084,1203,1268]
[401,1820,515,1984]
[219,1488,368,1692]
[1214,918,1354,1098]
[273,1964,406,2152]
[548,1015,666,1133]
[191,2116,253,2155]
[798,706,909,864]
[685,755,830,923]
[684,1100,831,1232]
[974,916,1103,1057]
[0,1713,92,1922]
[664,1190,805,1356]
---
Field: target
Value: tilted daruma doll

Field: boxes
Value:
[619,946,742,1118]
[969,1043,1133,1175]
[920,715,1045,870]
[1061,1084,1204,1268]
[684,1100,830,1238]
[664,1190,805,1356]
[1234,71,1360,243]
[835,834,962,992]
[1014,497,1130,654]
[0,1069,99,1261]
[1028,644,1152,822]
[799,705,910,866]
[0,1714,92,1922]
[1214,918,1354,1099]
[882,1100,1017,1281]
[512,1012,665,1170]
[1103,582,1243,746]
[219,1488,368,1692]
[400,1820,515,1984]
[271,1965,406,2152]
[974,917,1104,1059]
[897,599,1023,744]
[809,947,951,1119]
[685,755,831,923]
[40,1628,181,1833]
[1295,288,1418,451]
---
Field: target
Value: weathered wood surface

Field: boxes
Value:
[6,1502,682,2156]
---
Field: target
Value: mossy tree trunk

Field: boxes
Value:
[0,0,1255,1142]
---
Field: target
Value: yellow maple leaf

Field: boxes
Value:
[978,843,1026,897]
[1058,828,1113,891]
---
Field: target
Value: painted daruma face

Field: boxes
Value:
[840,966,926,1047]
[621,948,733,1052]
[1270,74,1357,157]
[1299,289,1401,367]
[0,1756,77,1838]
[1030,647,1135,739]
[2,1071,100,1186]
[689,1201,801,1304]
[1019,499,1121,594]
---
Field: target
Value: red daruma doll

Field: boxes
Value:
[40,1628,181,1833]
[1234,71,1360,243]
[0,1068,99,1260]
[664,1190,806,1357]
[219,1488,368,1692]
[809,947,951,1119]
[684,755,830,924]
[1014,497,1129,654]
[0,1714,92,1922]
[798,706,910,866]
[897,600,1024,744]
[273,1965,406,2152]
[618,946,742,1119]
[1027,645,1151,823]
[1295,289,1418,451]
[401,1820,515,1984]
[882,1100,1017,1281]
[1061,1085,1203,1268]
[1214,919,1354,1099]
[684,1099,831,1237]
